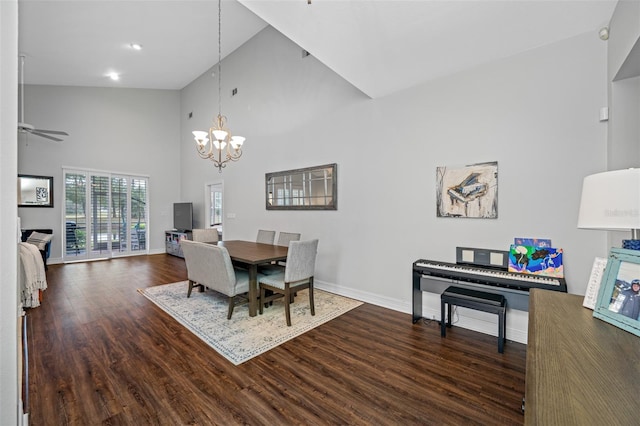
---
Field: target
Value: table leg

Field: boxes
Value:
[248,265,258,317]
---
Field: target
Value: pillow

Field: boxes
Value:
[26,232,53,251]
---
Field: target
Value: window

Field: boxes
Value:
[208,183,223,226]
[63,168,148,261]
[210,189,222,226]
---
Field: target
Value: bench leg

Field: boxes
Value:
[441,299,446,337]
[498,309,505,353]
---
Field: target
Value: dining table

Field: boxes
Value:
[217,240,288,316]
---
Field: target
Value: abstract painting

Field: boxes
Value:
[436,161,498,218]
[508,245,564,278]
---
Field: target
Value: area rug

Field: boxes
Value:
[138,281,362,365]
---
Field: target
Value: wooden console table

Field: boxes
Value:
[525,289,640,425]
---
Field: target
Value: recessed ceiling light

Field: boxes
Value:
[130,43,143,50]
[108,72,120,81]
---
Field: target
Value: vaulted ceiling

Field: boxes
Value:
[18,0,617,99]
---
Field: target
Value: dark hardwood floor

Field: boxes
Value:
[26,254,526,425]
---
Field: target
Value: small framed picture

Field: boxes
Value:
[593,248,640,337]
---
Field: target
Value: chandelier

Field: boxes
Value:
[192,0,245,173]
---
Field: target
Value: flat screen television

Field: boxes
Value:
[173,202,193,232]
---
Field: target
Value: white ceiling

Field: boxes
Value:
[18,0,617,99]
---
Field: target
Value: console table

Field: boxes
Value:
[165,230,192,258]
[525,289,640,424]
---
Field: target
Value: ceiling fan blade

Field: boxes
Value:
[32,128,69,136]
[30,131,64,142]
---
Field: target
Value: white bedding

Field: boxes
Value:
[19,242,47,308]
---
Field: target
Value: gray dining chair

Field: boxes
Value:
[260,232,301,275]
[276,232,301,247]
[180,239,259,319]
[259,239,319,326]
[192,228,219,244]
[256,229,276,244]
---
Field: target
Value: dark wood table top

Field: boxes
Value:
[217,240,288,265]
[525,289,640,425]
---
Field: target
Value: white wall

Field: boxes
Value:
[18,86,182,260]
[180,26,609,343]
[606,0,640,248]
[608,0,640,81]
[0,1,19,422]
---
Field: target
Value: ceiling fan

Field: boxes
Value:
[18,55,68,142]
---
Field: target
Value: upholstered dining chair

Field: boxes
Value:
[192,228,219,244]
[256,229,276,244]
[180,239,257,319]
[276,232,301,247]
[258,239,319,326]
[260,232,301,275]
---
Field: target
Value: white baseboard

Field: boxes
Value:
[315,279,528,344]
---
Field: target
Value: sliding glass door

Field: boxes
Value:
[63,169,148,261]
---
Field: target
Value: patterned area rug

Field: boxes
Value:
[138,281,363,365]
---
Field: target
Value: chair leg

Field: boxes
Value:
[308,278,315,316]
[284,286,292,326]
[187,280,194,297]
[227,296,235,320]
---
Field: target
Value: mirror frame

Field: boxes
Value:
[18,174,54,208]
[266,163,337,210]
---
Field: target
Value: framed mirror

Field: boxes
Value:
[266,163,337,210]
[18,174,54,207]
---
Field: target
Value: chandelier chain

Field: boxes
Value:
[217,0,222,117]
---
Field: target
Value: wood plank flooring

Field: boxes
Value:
[26,254,526,425]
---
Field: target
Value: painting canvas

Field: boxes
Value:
[508,244,564,278]
[436,161,498,218]
[514,238,552,248]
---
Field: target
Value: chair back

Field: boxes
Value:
[276,232,301,247]
[192,228,219,244]
[256,229,276,244]
[284,239,319,283]
[180,240,247,296]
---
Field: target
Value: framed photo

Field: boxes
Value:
[593,248,640,337]
[18,174,54,207]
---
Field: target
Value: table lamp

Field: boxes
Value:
[577,168,640,250]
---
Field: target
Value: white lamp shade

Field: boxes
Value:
[230,136,245,149]
[213,140,227,150]
[212,129,228,141]
[192,130,208,144]
[577,168,640,230]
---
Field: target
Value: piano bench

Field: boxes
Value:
[440,286,507,353]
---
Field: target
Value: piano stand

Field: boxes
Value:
[440,286,507,353]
